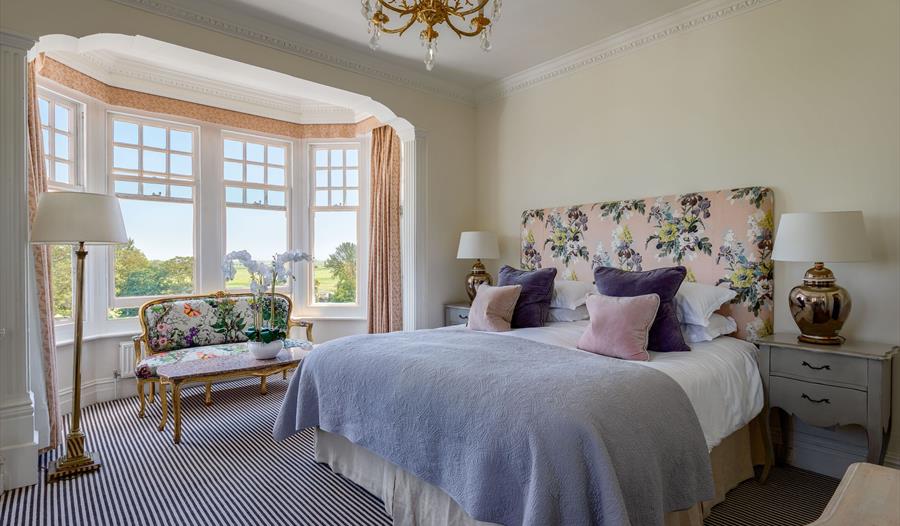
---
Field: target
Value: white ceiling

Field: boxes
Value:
[216,0,700,87]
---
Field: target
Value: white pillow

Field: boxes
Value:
[682,314,737,343]
[550,280,595,310]
[548,305,590,322]
[674,282,737,326]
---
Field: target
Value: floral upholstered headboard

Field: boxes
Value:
[521,187,774,340]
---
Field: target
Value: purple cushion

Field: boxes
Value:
[593,266,690,352]
[498,265,558,328]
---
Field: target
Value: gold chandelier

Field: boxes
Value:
[361,0,502,71]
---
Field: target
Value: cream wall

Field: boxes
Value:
[475,0,900,460]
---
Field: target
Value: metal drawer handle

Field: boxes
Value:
[458,314,468,320]
[801,393,830,404]
[801,361,830,371]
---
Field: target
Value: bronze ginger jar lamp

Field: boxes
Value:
[457,231,499,302]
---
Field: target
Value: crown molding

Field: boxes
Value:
[47,50,365,124]
[0,29,38,50]
[109,0,476,106]
[477,0,782,103]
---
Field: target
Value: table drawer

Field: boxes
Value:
[445,307,470,326]
[771,347,867,388]
[770,376,866,428]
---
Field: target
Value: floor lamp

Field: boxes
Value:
[31,192,127,482]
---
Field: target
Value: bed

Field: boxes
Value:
[275,187,775,526]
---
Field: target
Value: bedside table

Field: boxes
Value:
[755,333,898,465]
[444,302,471,326]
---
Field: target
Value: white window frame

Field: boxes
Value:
[106,111,201,310]
[298,138,369,319]
[221,130,293,293]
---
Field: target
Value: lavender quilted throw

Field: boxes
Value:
[274,329,713,526]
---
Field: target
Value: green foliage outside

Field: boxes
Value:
[50,245,73,320]
[316,242,357,303]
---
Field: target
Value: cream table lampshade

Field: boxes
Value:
[457,231,499,302]
[31,192,127,481]
[772,211,870,345]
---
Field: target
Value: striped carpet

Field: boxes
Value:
[0,376,838,526]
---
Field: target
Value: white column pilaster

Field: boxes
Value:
[0,30,39,491]
[400,130,428,330]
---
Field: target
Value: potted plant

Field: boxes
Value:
[222,249,310,359]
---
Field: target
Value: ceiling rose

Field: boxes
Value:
[361,0,501,71]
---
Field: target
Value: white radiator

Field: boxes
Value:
[118,341,135,378]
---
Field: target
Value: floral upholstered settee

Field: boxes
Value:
[133,291,313,419]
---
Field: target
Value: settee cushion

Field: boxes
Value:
[143,295,291,353]
[135,339,311,379]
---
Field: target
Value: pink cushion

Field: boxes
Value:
[577,293,661,361]
[467,284,522,332]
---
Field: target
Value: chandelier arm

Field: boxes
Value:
[375,0,415,15]
[454,0,492,17]
[378,14,419,36]
[444,15,486,38]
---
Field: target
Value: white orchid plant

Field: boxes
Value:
[222,250,311,343]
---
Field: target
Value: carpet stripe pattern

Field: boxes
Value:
[0,378,392,526]
[1,376,840,526]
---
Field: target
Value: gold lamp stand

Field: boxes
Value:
[465,259,493,302]
[47,242,101,482]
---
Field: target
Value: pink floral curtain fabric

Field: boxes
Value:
[27,57,61,449]
[367,126,403,333]
[521,187,774,340]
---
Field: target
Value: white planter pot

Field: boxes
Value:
[248,339,284,360]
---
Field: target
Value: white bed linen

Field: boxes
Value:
[442,322,764,450]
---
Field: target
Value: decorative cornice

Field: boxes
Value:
[0,30,37,51]
[109,0,476,106]
[477,0,782,102]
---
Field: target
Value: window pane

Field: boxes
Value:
[345,189,359,206]
[54,105,70,132]
[50,245,73,320]
[315,149,328,167]
[246,143,264,163]
[114,146,139,170]
[330,150,343,167]
[225,207,287,288]
[54,162,70,184]
[42,129,50,153]
[143,183,166,197]
[170,154,192,176]
[115,180,139,194]
[246,188,264,205]
[170,130,192,152]
[313,210,357,304]
[39,98,49,126]
[114,120,139,145]
[55,133,69,160]
[268,190,285,207]
[143,150,166,173]
[330,190,344,206]
[346,149,358,167]
[315,170,329,188]
[116,199,194,298]
[225,186,243,204]
[224,161,243,181]
[268,167,285,186]
[345,169,359,187]
[246,164,264,184]
[330,170,344,187]
[268,146,285,166]
[224,139,243,160]
[315,190,329,206]
[143,125,167,149]
[170,185,192,199]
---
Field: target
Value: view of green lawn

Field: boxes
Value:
[226,261,339,296]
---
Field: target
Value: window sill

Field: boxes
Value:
[297,316,367,322]
[55,330,141,348]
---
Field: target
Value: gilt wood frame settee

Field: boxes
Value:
[132,291,314,424]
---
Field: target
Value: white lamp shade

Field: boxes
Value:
[457,231,499,259]
[772,211,870,263]
[31,192,128,245]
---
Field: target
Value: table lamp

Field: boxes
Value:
[31,192,127,481]
[772,211,870,345]
[457,231,499,301]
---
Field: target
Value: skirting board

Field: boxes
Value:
[58,376,136,416]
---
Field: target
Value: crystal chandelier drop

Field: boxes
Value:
[361,0,501,71]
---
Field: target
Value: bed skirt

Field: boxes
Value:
[314,416,768,526]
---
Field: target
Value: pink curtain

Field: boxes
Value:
[367,126,403,333]
[27,57,61,450]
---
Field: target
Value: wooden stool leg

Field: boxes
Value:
[260,375,268,395]
[282,369,287,380]
[158,382,168,431]
[205,382,212,406]
[150,381,156,401]
[137,379,146,418]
